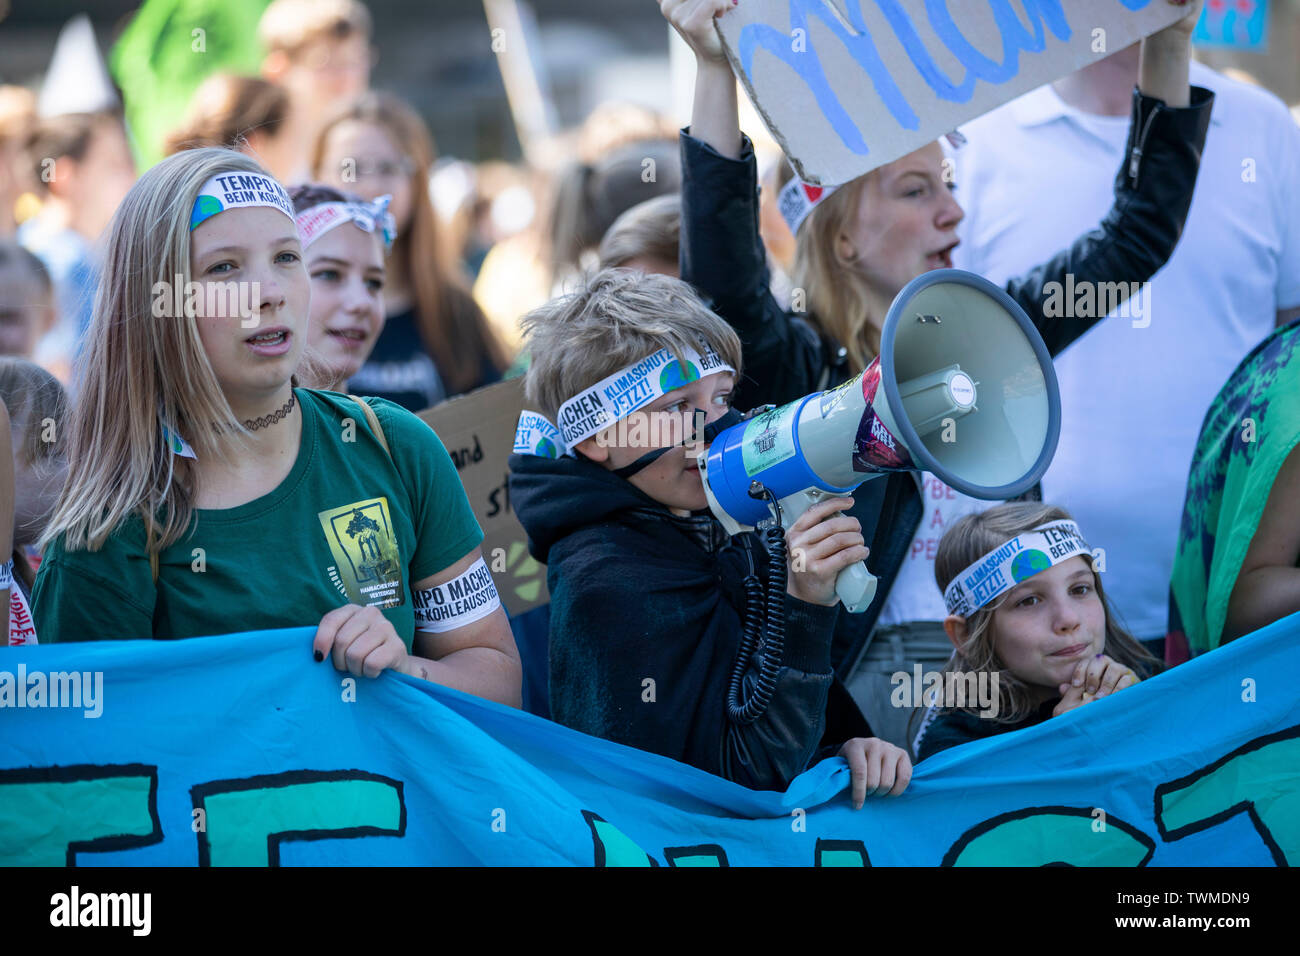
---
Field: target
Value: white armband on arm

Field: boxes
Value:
[413,557,502,633]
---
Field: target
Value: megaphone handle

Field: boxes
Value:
[836,561,878,614]
[776,489,878,614]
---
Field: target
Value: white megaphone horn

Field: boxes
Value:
[698,269,1062,613]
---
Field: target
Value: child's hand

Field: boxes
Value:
[1052,682,1092,716]
[785,497,869,607]
[661,0,734,67]
[1066,653,1139,698]
[839,738,912,808]
[1054,653,1139,715]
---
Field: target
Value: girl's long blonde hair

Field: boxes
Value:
[933,502,1159,724]
[778,161,880,370]
[41,148,276,559]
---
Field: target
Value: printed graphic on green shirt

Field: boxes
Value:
[318,497,406,609]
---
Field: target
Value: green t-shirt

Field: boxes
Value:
[32,389,483,648]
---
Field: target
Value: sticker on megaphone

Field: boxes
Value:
[852,361,915,473]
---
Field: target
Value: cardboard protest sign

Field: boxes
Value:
[419,378,548,616]
[717,0,1189,185]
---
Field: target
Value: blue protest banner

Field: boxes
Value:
[1,613,1297,866]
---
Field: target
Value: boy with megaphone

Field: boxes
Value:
[510,269,909,804]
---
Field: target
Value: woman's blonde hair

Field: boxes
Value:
[40,147,277,559]
[932,502,1159,724]
[777,160,880,370]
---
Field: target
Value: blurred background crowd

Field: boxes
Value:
[2,0,1298,400]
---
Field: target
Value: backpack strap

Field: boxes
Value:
[348,394,391,458]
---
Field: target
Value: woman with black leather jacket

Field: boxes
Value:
[663,0,1213,754]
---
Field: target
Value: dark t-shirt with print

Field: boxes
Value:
[32,390,482,649]
[347,308,501,412]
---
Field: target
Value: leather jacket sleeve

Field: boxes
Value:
[679,129,830,411]
[1004,85,1214,356]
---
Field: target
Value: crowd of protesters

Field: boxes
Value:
[2,0,1298,803]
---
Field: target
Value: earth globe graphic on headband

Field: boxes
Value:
[190,194,224,229]
[534,436,558,459]
[1010,549,1052,583]
[659,359,701,392]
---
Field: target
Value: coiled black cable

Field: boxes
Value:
[726,484,787,725]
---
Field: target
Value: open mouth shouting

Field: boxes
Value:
[926,240,959,270]
[245,327,293,356]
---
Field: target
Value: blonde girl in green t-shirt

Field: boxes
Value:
[35,147,521,707]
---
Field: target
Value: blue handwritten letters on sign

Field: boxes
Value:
[720,0,1182,184]
[1,614,1297,865]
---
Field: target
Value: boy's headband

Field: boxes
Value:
[513,410,562,460]
[295,195,397,251]
[551,343,735,454]
[943,520,1090,618]
[778,177,838,235]
[190,172,295,231]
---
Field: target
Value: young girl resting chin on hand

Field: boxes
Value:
[914,504,1159,761]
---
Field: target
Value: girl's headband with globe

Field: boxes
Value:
[514,410,562,460]
[190,172,295,232]
[295,195,397,252]
[523,342,735,456]
[943,520,1091,618]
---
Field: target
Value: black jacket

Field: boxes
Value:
[916,698,1058,761]
[510,450,865,791]
[679,85,1214,675]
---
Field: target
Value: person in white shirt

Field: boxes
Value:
[950,48,1300,653]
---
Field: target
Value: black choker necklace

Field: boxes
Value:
[242,392,296,431]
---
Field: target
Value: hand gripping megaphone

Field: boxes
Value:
[698,269,1062,613]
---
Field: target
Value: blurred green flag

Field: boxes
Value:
[110,0,271,170]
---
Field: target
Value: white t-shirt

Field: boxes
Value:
[876,472,989,626]
[951,62,1300,639]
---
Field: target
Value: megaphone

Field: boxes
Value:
[698,269,1061,613]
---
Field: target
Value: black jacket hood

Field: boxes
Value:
[509,450,730,565]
